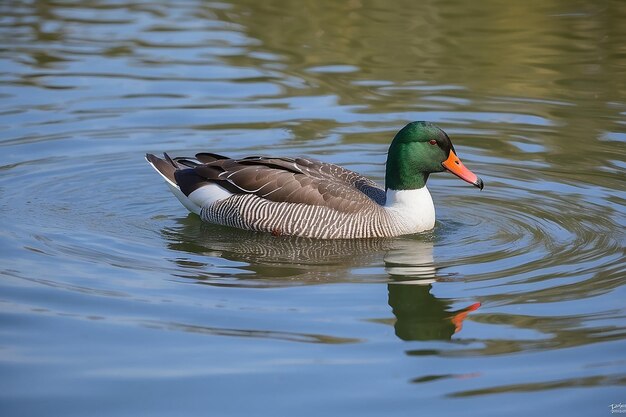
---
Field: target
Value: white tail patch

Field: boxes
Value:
[187,184,233,210]
[168,183,202,215]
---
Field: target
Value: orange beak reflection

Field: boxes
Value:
[442,150,484,190]
[450,302,481,334]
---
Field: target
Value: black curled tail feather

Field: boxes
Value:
[146,153,213,197]
[146,153,177,185]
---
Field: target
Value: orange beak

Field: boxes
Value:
[442,150,484,190]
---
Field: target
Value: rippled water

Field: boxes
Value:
[1,0,625,415]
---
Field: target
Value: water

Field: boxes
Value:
[1,0,625,415]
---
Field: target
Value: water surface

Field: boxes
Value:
[1,1,625,416]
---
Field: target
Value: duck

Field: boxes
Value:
[146,121,483,239]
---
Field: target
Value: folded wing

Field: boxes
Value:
[192,155,385,213]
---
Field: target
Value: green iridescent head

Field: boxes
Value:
[385,121,483,191]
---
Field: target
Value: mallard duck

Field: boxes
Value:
[146,121,483,239]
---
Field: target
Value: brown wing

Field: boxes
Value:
[193,156,385,213]
[224,156,386,205]
[297,157,386,205]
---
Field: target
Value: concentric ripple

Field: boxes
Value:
[1,0,625,414]
[431,164,624,309]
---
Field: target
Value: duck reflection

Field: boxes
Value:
[384,283,480,340]
[161,215,396,282]
[382,240,481,340]
[161,215,479,340]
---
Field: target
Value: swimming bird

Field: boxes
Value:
[146,121,483,239]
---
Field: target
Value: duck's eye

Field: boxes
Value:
[429,140,437,145]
